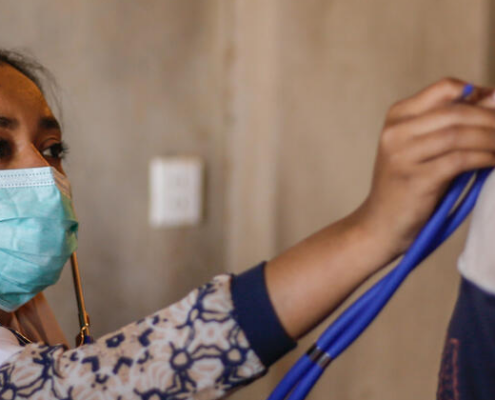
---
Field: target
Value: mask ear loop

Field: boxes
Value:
[70,252,93,346]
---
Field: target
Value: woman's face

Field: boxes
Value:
[0,64,67,173]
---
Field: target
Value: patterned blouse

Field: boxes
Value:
[0,264,297,400]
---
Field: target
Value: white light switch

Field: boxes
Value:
[149,156,204,228]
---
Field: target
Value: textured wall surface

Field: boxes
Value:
[0,1,492,399]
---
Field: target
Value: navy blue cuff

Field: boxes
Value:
[231,262,297,367]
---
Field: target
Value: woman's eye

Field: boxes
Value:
[41,142,69,160]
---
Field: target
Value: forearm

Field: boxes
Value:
[265,205,398,340]
[267,81,495,341]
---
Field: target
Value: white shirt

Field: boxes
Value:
[0,326,22,366]
[458,171,495,293]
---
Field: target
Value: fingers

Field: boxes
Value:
[420,150,495,185]
[387,78,468,122]
[388,103,495,139]
[405,125,495,163]
[475,89,495,109]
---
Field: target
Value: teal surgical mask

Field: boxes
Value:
[0,167,78,312]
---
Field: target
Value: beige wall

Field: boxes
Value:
[0,1,492,399]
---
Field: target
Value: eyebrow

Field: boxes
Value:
[40,116,61,131]
[0,115,61,131]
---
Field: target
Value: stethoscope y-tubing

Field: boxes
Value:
[283,169,491,400]
[268,171,475,400]
[268,84,493,400]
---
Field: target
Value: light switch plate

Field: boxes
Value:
[149,156,204,228]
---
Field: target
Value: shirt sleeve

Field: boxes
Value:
[231,261,297,367]
[0,274,272,400]
[437,277,495,400]
[437,170,495,400]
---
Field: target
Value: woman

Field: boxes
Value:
[1,49,495,399]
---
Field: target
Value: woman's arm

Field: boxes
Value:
[266,79,495,339]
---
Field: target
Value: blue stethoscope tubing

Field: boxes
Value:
[268,84,494,400]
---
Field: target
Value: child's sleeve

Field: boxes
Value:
[437,172,495,400]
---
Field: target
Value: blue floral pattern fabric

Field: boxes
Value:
[0,275,266,400]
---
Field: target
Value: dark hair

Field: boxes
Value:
[0,49,61,121]
[0,49,50,94]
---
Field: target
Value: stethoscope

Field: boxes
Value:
[268,84,493,400]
